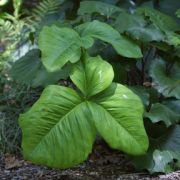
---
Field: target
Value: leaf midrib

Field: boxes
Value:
[94,102,143,147]
[30,101,85,156]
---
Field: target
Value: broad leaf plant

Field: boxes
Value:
[19,20,149,168]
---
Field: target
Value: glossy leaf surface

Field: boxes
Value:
[90,83,148,155]
[19,86,96,168]
[20,56,148,168]
[70,56,114,97]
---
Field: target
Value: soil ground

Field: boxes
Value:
[0,143,179,180]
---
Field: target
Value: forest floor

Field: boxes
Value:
[0,143,180,180]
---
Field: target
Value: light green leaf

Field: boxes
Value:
[10,50,70,87]
[19,85,96,168]
[145,103,180,127]
[20,56,148,168]
[78,1,123,18]
[91,83,148,155]
[70,56,114,97]
[75,20,142,58]
[150,58,180,99]
[39,25,82,72]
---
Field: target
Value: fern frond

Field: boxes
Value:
[0,20,15,39]
[31,0,65,22]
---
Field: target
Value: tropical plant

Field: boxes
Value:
[1,0,180,174]
[18,21,149,168]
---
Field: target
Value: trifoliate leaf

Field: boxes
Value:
[19,56,148,168]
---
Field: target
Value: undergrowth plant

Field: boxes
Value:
[18,20,149,168]
[2,0,180,174]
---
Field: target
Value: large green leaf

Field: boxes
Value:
[78,1,123,18]
[150,58,180,99]
[90,83,148,155]
[75,20,142,58]
[70,56,114,97]
[20,56,148,168]
[19,86,96,168]
[10,50,70,87]
[39,25,82,72]
[145,103,180,127]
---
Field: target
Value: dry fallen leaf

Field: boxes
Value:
[5,154,24,170]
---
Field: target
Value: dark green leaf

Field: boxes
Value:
[129,86,150,107]
[150,58,180,99]
[137,7,178,31]
[114,12,164,42]
[11,50,69,87]
[78,1,123,18]
[133,125,180,173]
[145,103,180,127]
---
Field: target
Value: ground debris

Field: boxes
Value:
[0,144,179,180]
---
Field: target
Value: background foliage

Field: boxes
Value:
[0,0,180,174]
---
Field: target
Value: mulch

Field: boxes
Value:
[0,143,179,180]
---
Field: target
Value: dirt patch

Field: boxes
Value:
[0,143,179,180]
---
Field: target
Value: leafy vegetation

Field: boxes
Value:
[19,54,148,168]
[0,0,180,174]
